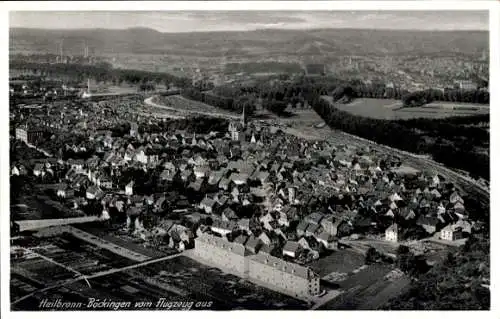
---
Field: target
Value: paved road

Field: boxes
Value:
[25,142,53,157]
[11,251,184,307]
[144,95,240,120]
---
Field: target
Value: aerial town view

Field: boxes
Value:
[7,9,491,312]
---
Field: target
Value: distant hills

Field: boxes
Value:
[10,27,489,58]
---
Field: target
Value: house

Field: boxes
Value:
[385,224,404,242]
[57,184,71,198]
[274,228,287,241]
[263,219,279,232]
[305,223,320,237]
[134,149,148,164]
[158,219,175,235]
[11,166,20,176]
[245,236,262,254]
[395,206,412,220]
[222,207,238,222]
[17,165,28,176]
[430,189,442,199]
[296,220,309,237]
[160,169,177,182]
[228,121,246,142]
[440,224,464,241]
[282,241,301,258]
[454,220,472,234]
[199,197,217,214]
[278,211,291,227]
[389,192,403,202]
[260,212,274,225]
[125,181,134,196]
[230,173,249,186]
[86,185,103,200]
[298,237,312,251]
[454,201,466,214]
[67,159,84,171]
[97,175,113,189]
[449,192,464,205]
[194,165,210,179]
[219,178,230,191]
[254,171,270,184]
[181,169,194,183]
[233,234,248,246]
[321,215,343,236]
[188,179,204,193]
[417,215,440,234]
[208,170,225,186]
[315,232,337,250]
[211,219,237,236]
[305,212,324,225]
[33,163,44,177]
[259,232,272,246]
[238,218,251,233]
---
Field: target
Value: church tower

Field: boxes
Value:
[241,103,247,126]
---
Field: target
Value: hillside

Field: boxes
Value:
[10,27,488,58]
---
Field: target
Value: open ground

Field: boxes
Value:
[323,97,489,120]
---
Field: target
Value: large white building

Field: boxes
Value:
[192,233,321,300]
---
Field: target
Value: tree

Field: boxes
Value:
[365,247,379,264]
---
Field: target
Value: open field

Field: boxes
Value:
[135,256,308,310]
[326,97,489,120]
[317,262,410,310]
[11,194,84,221]
[13,255,308,310]
[304,248,412,310]
[75,225,173,259]
[10,234,138,303]
[308,249,366,277]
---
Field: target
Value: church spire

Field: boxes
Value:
[241,103,246,126]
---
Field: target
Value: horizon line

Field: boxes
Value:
[10,26,489,33]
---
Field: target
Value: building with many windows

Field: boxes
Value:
[15,125,44,144]
[248,252,320,299]
[192,232,321,300]
[193,232,248,275]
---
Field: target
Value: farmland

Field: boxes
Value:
[10,233,138,305]
[328,97,489,120]
[13,255,308,311]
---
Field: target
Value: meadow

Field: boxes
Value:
[332,98,489,120]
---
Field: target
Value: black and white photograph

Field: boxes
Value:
[2,1,497,315]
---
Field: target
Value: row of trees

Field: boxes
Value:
[186,75,489,119]
[402,88,489,107]
[181,88,259,115]
[382,235,490,310]
[183,76,342,115]
[330,83,490,105]
[10,60,191,88]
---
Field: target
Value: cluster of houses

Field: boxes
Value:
[11,95,481,299]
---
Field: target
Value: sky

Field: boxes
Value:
[9,11,489,32]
